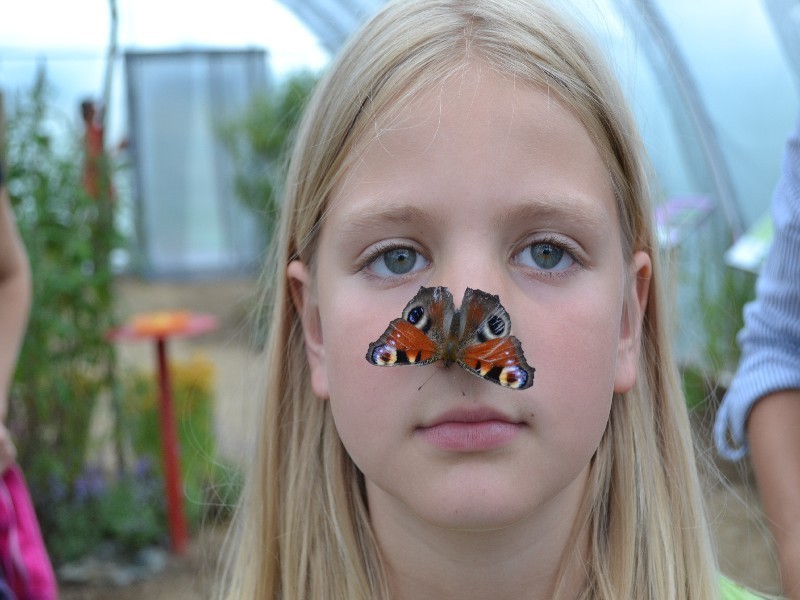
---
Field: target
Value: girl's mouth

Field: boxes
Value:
[417,407,525,452]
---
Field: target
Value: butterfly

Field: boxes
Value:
[365,286,534,390]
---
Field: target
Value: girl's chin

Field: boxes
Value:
[401,491,541,533]
[421,509,534,534]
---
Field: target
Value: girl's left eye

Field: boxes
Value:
[514,240,576,273]
[366,245,430,278]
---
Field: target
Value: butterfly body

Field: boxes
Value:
[366,286,534,390]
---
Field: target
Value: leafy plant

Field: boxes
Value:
[29,354,234,565]
[695,265,755,379]
[122,354,238,527]
[5,67,118,502]
[675,213,757,410]
[4,68,240,566]
[219,70,319,239]
[34,460,166,564]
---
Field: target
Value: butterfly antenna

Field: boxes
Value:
[417,371,437,391]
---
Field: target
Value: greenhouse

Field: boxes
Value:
[0,0,798,596]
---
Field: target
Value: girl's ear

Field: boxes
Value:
[613,251,652,394]
[287,260,330,399]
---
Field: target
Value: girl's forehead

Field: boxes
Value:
[336,68,605,188]
[364,67,560,138]
[353,71,607,189]
[322,68,616,233]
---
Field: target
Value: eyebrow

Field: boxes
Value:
[331,193,611,237]
[491,195,612,231]
[334,203,449,235]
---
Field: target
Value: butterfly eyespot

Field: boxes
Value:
[487,315,506,337]
[404,303,432,333]
[477,314,507,342]
[500,366,530,389]
[407,306,425,324]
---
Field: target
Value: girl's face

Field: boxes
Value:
[290,68,650,538]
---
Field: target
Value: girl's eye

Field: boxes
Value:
[515,240,575,273]
[367,246,429,277]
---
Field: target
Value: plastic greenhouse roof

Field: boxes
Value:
[278,0,387,53]
[278,0,800,236]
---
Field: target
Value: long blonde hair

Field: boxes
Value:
[221,0,719,597]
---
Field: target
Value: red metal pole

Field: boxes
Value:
[155,337,189,554]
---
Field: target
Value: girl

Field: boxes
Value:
[222,0,759,597]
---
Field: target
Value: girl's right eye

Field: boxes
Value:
[365,245,430,278]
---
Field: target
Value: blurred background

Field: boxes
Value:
[0,0,798,597]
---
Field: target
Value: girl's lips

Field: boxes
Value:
[417,407,525,452]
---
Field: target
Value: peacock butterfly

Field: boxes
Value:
[365,286,534,390]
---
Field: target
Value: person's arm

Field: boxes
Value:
[715,119,800,461]
[715,117,800,597]
[0,184,31,471]
[748,390,800,599]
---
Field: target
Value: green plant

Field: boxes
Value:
[30,353,237,565]
[681,365,709,412]
[696,265,755,379]
[35,460,166,564]
[674,215,757,411]
[122,354,238,527]
[5,68,119,507]
[219,70,319,240]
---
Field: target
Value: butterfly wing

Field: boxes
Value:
[456,288,535,389]
[459,336,534,389]
[365,286,453,367]
[366,318,439,365]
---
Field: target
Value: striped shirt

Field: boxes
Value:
[715,117,800,460]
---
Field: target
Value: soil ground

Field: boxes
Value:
[59,277,781,599]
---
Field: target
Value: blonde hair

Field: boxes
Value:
[221,0,719,597]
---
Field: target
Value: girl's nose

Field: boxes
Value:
[430,245,511,305]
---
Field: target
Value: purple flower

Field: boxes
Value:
[73,466,106,503]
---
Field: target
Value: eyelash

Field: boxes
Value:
[511,235,584,279]
[356,241,430,281]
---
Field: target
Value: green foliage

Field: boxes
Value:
[31,354,238,565]
[122,354,240,527]
[682,365,712,412]
[3,68,124,563]
[96,466,165,552]
[675,216,756,410]
[219,70,319,239]
[683,266,754,412]
[5,69,117,494]
[696,265,755,378]
[35,461,166,564]
[4,69,239,565]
